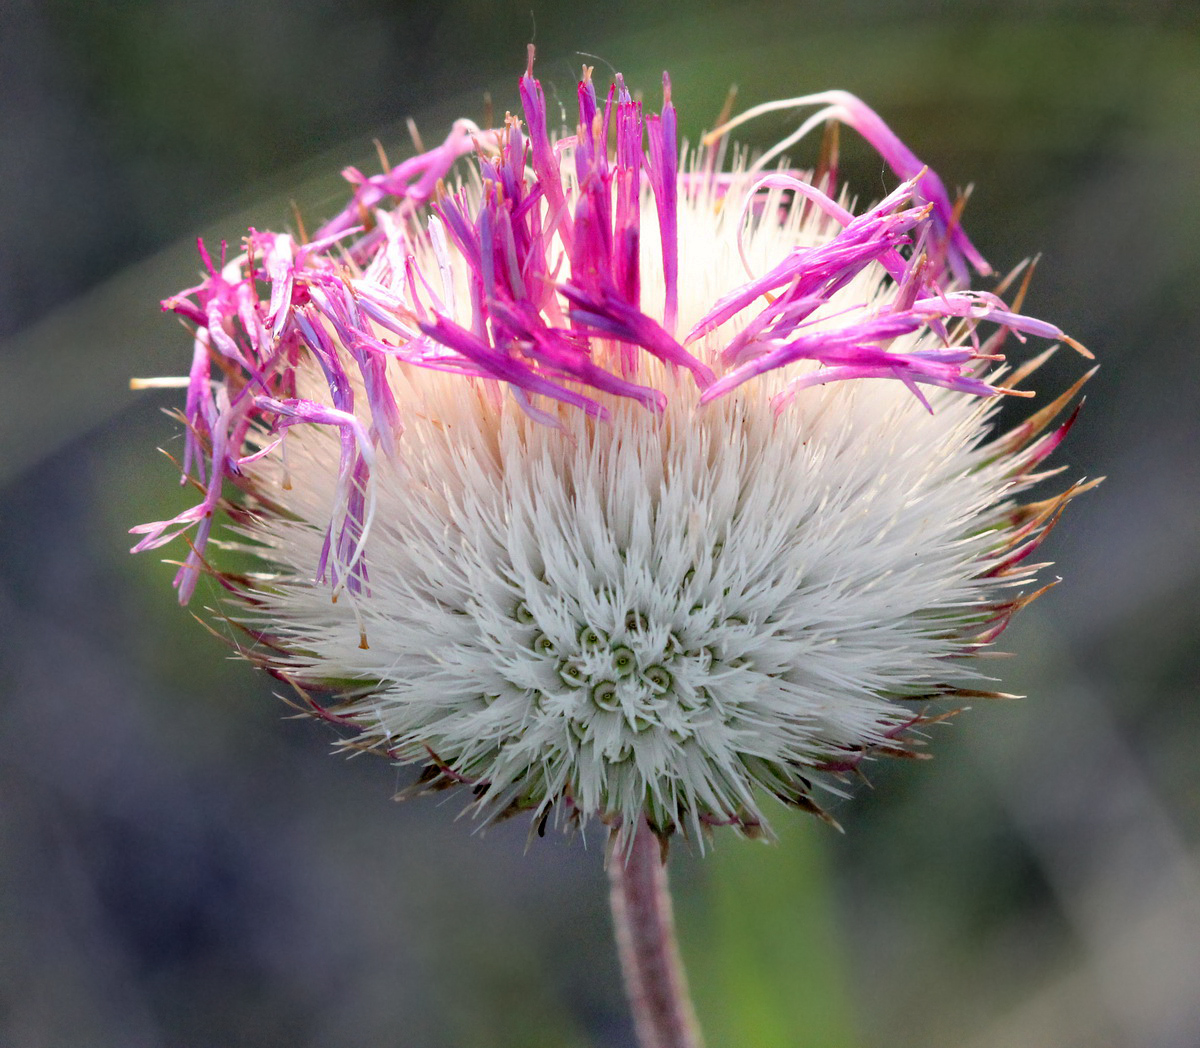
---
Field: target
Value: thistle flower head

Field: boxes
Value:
[133,49,1093,839]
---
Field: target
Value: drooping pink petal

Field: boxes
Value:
[707,91,991,283]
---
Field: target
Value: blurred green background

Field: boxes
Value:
[2,1,1199,1046]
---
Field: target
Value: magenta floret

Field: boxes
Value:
[135,52,1083,603]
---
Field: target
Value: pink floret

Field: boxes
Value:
[135,51,1078,603]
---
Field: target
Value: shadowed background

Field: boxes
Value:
[2,1,1198,1046]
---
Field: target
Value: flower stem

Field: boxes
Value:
[608,818,704,1048]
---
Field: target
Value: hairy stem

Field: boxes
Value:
[608,819,704,1048]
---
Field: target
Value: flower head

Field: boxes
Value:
[133,49,1093,839]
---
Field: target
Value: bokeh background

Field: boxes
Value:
[2,1,1198,1046]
